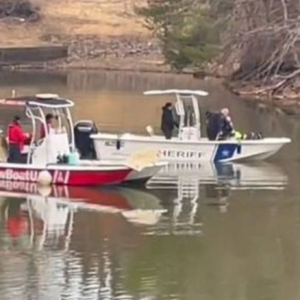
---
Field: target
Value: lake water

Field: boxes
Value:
[0,70,299,300]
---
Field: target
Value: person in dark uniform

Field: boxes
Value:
[161,102,177,139]
[206,111,222,140]
[219,108,234,139]
[205,108,234,140]
[7,116,30,163]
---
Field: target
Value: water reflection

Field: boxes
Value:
[148,162,288,190]
[0,70,299,300]
[0,161,288,241]
[0,161,293,300]
[0,185,166,300]
[0,183,166,226]
[145,162,288,235]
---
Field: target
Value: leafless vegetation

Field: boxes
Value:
[225,0,300,97]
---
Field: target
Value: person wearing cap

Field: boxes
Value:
[40,113,55,139]
[161,102,177,139]
[7,116,31,163]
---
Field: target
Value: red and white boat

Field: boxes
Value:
[0,94,165,186]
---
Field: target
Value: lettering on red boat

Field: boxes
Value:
[0,169,39,182]
[53,170,70,184]
[0,169,70,185]
[0,180,38,193]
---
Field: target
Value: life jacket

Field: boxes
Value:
[233,130,246,140]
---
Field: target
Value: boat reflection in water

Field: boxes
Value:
[0,184,167,299]
[0,161,288,241]
[0,183,166,244]
[146,161,288,235]
[0,162,289,300]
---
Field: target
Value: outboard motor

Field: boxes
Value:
[74,120,98,159]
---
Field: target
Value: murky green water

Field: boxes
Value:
[0,70,299,300]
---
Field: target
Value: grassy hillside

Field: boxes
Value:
[1,0,149,47]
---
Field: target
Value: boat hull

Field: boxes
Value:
[0,162,163,186]
[91,133,291,163]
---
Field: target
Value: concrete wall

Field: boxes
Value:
[0,46,68,64]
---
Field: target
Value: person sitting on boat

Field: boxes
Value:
[161,102,178,139]
[7,116,31,163]
[40,113,56,139]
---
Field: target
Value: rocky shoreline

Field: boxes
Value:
[0,36,169,73]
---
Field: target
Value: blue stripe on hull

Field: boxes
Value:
[213,143,241,162]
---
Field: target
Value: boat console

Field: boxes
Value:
[173,91,202,140]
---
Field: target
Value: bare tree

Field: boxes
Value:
[223,0,300,97]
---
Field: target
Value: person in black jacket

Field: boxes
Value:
[206,111,222,140]
[161,102,177,139]
[205,108,234,140]
[219,108,234,139]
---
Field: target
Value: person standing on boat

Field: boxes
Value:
[40,113,55,139]
[161,102,177,139]
[7,116,31,163]
[206,111,221,140]
[219,108,234,139]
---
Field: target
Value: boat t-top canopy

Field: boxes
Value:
[143,89,209,97]
[143,89,209,139]
[0,93,76,164]
[0,94,74,108]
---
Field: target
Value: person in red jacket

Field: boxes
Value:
[7,116,30,163]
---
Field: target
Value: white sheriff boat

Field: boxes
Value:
[90,90,291,163]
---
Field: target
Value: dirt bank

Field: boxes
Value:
[209,53,300,116]
[0,0,167,72]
